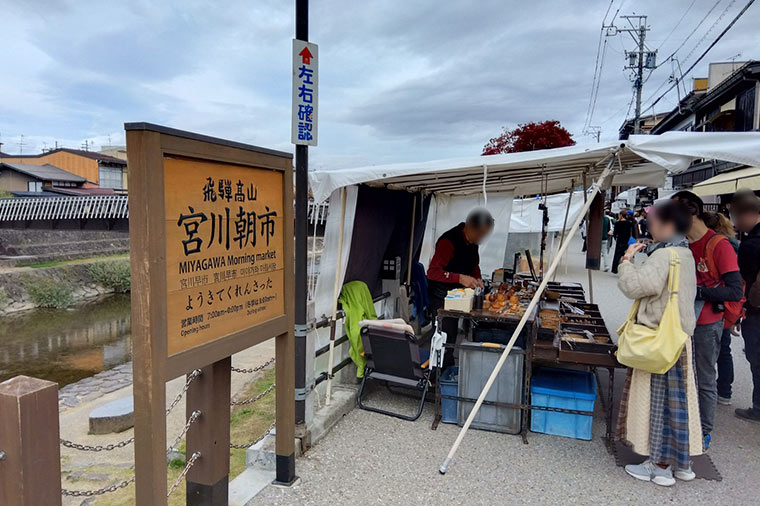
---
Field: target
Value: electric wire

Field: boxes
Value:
[646,0,755,111]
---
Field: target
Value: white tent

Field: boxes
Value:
[310,131,760,318]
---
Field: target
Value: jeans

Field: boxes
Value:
[717,327,734,399]
[693,319,723,434]
[742,314,760,412]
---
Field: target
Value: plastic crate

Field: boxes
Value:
[439,366,458,424]
[530,368,596,440]
[457,342,523,434]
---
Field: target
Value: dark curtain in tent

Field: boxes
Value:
[343,186,431,297]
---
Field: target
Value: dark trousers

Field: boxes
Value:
[611,241,627,273]
[717,327,734,399]
[742,314,760,413]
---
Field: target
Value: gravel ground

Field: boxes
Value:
[254,236,760,505]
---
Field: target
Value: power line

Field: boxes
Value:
[680,0,736,68]
[657,0,697,50]
[655,0,724,69]
[646,0,755,111]
[583,0,616,132]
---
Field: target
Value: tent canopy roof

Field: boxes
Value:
[310,132,760,202]
[693,166,760,196]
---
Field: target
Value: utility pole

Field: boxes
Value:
[17,135,25,155]
[606,15,656,134]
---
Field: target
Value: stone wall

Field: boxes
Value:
[0,259,128,314]
[0,229,129,267]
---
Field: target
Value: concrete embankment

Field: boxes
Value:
[0,256,130,314]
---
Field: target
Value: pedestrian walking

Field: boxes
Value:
[611,210,635,274]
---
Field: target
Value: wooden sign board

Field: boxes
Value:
[125,123,295,504]
[164,157,286,358]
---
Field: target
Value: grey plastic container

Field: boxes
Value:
[457,341,524,434]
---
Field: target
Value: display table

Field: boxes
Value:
[432,288,623,450]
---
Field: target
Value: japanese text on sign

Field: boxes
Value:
[291,39,318,146]
[164,157,285,356]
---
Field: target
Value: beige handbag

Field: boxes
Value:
[616,248,687,374]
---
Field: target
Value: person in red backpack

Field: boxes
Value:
[729,190,760,423]
[672,192,744,448]
[703,211,744,406]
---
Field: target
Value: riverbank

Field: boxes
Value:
[0,255,129,314]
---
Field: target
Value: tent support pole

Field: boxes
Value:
[581,172,594,304]
[406,195,417,286]
[553,179,574,281]
[439,152,618,475]
[325,187,347,405]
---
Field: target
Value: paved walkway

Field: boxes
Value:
[254,236,760,505]
[58,338,276,506]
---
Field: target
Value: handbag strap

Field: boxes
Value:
[667,248,680,299]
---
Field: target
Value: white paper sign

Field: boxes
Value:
[291,39,318,146]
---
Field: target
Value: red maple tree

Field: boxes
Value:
[482,120,575,155]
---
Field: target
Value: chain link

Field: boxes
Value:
[61,476,135,497]
[167,451,201,497]
[60,436,134,452]
[230,422,276,449]
[167,410,201,454]
[231,357,275,374]
[166,368,202,415]
[230,383,275,406]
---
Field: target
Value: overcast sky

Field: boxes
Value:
[1,0,757,168]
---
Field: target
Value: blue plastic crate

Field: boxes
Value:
[530,368,596,440]
[440,366,458,424]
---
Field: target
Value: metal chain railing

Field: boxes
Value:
[167,451,201,497]
[167,410,201,454]
[59,369,202,453]
[60,436,134,452]
[230,422,276,450]
[167,368,202,415]
[231,357,275,374]
[62,476,136,498]
[230,383,275,406]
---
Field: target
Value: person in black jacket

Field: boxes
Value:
[611,210,636,273]
[730,190,760,423]
[427,208,494,369]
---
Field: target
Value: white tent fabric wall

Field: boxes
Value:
[419,191,514,277]
[509,191,586,233]
[312,186,358,327]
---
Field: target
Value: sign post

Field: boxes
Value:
[126,123,296,505]
[292,0,314,430]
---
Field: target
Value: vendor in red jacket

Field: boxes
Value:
[427,208,493,368]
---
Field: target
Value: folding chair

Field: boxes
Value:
[357,319,431,421]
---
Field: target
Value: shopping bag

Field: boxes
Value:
[616,248,687,374]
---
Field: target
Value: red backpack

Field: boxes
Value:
[705,234,745,328]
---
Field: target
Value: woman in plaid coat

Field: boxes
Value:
[616,200,702,487]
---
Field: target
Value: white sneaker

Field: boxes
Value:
[674,465,696,481]
[625,460,676,487]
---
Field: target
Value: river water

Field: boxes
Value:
[0,294,132,387]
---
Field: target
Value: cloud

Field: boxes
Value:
[1,0,758,166]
